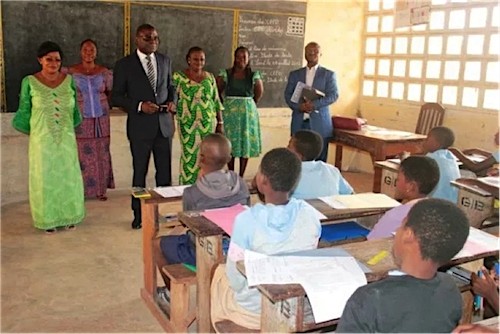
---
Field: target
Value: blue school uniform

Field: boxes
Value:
[426,149,461,202]
[292,161,354,199]
[225,198,321,313]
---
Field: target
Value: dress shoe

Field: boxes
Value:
[131,218,142,229]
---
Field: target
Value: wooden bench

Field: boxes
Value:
[162,264,197,332]
[214,320,259,333]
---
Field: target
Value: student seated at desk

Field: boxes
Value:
[337,199,470,333]
[423,126,461,202]
[210,148,321,330]
[367,156,439,240]
[288,129,353,199]
[153,134,250,299]
[450,131,499,177]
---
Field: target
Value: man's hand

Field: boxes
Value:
[166,102,176,114]
[141,101,159,114]
[299,99,314,114]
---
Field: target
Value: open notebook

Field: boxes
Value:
[153,185,190,198]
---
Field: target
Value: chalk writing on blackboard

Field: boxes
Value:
[238,13,305,107]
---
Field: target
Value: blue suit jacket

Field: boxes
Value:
[284,66,339,138]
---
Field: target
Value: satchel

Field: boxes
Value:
[332,116,367,130]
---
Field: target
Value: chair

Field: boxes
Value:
[415,103,445,135]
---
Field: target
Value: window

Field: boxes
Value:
[362,0,499,111]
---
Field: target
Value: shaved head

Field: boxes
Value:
[199,134,232,171]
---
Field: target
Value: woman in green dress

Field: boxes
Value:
[216,46,264,178]
[173,46,224,185]
[12,41,85,234]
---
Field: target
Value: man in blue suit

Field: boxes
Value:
[285,42,339,162]
[112,24,176,229]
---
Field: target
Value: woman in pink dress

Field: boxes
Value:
[68,39,115,200]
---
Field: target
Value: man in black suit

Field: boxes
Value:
[112,24,176,229]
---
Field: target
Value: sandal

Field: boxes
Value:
[65,225,76,231]
[98,195,108,201]
[45,228,57,235]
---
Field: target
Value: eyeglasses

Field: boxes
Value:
[140,36,159,42]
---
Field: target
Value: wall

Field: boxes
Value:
[0,0,365,205]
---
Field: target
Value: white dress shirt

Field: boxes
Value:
[304,64,319,120]
[136,50,157,112]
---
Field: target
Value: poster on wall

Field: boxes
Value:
[394,0,431,28]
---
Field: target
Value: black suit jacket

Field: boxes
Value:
[112,51,176,141]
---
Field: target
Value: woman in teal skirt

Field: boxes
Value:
[216,46,264,177]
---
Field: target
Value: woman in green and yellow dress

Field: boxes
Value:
[173,46,224,185]
[12,41,85,234]
[216,46,264,178]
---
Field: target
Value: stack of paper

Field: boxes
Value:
[453,227,499,259]
[244,249,367,323]
[319,193,401,209]
[153,185,190,198]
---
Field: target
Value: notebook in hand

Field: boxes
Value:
[301,86,325,101]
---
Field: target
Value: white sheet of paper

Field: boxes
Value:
[244,250,367,323]
[453,227,500,259]
[319,193,401,209]
[153,185,190,198]
[478,176,500,188]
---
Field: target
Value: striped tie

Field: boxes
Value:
[146,55,156,92]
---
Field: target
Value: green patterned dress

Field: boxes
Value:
[173,71,223,185]
[219,69,262,158]
[12,75,85,230]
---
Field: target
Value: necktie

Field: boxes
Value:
[146,55,156,92]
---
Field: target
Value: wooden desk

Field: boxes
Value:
[373,160,400,198]
[175,200,392,332]
[140,192,184,333]
[452,178,499,229]
[239,237,498,332]
[330,126,426,193]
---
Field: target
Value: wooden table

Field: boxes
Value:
[238,237,499,332]
[452,178,499,229]
[175,200,393,333]
[373,160,400,198]
[330,125,426,192]
[140,192,184,332]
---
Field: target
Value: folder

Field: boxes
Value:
[290,81,325,103]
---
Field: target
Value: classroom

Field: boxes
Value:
[1,0,499,332]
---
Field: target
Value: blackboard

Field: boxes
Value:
[238,12,305,107]
[130,4,234,77]
[1,1,306,111]
[2,1,124,112]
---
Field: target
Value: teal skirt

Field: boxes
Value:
[222,97,261,158]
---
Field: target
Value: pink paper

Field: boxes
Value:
[201,204,247,236]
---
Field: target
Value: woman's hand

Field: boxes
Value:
[215,123,224,134]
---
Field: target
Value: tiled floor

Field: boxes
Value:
[1,171,374,332]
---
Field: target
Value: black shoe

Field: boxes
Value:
[131,218,142,229]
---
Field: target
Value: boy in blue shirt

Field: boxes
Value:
[338,198,469,333]
[210,148,322,330]
[288,129,353,199]
[423,126,461,202]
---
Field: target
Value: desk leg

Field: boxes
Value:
[142,202,159,296]
[335,144,343,170]
[373,165,382,193]
[261,296,299,332]
[460,290,474,324]
[196,234,223,333]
